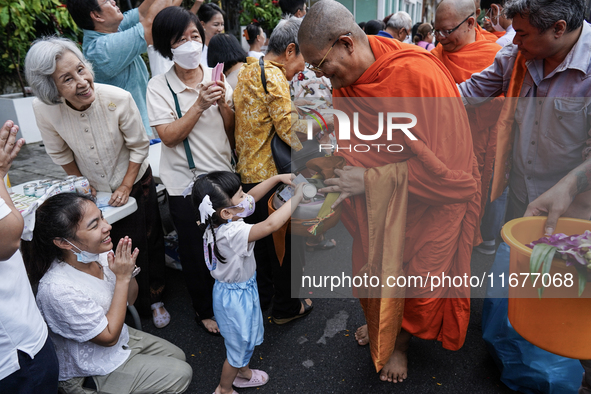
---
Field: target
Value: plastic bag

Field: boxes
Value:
[482,242,583,393]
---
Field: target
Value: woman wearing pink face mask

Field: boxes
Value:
[147,6,235,336]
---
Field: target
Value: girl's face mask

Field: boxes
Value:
[64,239,100,264]
[228,194,256,218]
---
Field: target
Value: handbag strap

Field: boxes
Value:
[166,78,196,170]
[259,56,268,95]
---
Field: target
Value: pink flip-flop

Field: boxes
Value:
[232,369,269,388]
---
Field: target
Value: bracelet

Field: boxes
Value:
[131,265,141,278]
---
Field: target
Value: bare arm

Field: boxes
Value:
[248,183,304,242]
[127,276,138,305]
[216,79,235,149]
[90,237,139,347]
[138,0,175,46]
[248,174,293,202]
[189,0,203,14]
[156,81,224,147]
[61,161,83,177]
[0,120,25,260]
[525,158,591,235]
[108,161,142,207]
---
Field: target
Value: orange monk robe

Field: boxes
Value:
[432,29,502,230]
[476,23,500,43]
[492,30,506,39]
[333,35,481,371]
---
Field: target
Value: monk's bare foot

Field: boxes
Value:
[379,329,411,383]
[202,318,219,334]
[355,324,369,346]
[380,348,408,383]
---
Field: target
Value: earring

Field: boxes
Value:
[227,218,232,223]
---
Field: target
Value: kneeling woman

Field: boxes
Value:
[22,194,192,394]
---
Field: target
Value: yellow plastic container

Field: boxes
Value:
[501,216,591,359]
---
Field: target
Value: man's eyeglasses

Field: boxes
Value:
[306,32,351,73]
[434,12,474,39]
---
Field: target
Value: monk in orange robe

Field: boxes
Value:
[299,0,481,384]
[432,0,502,225]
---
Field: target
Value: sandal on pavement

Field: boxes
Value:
[233,369,269,388]
[151,302,171,328]
[271,299,313,325]
[195,314,222,337]
[306,237,336,252]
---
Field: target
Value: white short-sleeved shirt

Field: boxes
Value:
[146,65,234,195]
[210,220,256,283]
[201,45,209,67]
[247,51,264,60]
[0,198,48,380]
[36,253,130,381]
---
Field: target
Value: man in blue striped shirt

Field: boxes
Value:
[67,0,172,137]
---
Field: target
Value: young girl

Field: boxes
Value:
[191,171,304,394]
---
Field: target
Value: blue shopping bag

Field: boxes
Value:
[482,242,583,393]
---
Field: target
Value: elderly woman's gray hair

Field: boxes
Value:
[504,0,585,33]
[387,11,412,31]
[267,16,302,56]
[25,37,94,105]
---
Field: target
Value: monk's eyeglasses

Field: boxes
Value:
[306,32,352,73]
[434,12,474,38]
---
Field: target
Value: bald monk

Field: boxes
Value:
[432,0,502,221]
[299,0,480,384]
[473,0,499,42]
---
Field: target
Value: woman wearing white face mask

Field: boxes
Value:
[147,6,235,336]
[22,193,192,394]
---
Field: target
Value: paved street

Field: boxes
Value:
[10,142,518,394]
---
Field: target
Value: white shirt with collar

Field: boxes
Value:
[459,21,591,204]
[33,83,150,193]
[146,64,234,195]
[496,24,516,47]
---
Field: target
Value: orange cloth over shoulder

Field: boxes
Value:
[431,28,501,83]
[333,35,481,371]
[476,24,500,43]
[492,30,506,38]
[431,28,502,227]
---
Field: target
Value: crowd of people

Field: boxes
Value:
[1,0,591,392]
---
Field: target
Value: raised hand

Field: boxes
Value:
[107,236,139,280]
[0,120,25,179]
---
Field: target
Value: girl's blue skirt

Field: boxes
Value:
[213,274,264,368]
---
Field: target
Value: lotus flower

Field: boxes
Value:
[527,233,590,297]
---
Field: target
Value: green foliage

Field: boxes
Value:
[239,0,281,33]
[0,0,80,95]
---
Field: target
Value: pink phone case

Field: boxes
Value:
[213,62,224,82]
